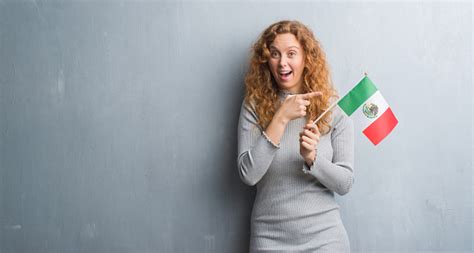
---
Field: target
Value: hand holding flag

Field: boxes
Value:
[299,121,320,166]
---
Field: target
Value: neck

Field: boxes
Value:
[283,80,304,94]
[281,86,303,94]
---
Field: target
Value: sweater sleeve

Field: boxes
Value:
[237,100,280,186]
[302,109,355,195]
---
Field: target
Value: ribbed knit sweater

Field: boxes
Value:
[237,90,354,252]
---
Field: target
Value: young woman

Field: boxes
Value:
[237,20,354,252]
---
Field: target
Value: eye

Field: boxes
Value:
[288,51,297,57]
[270,51,280,58]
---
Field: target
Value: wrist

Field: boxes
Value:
[274,111,290,125]
[305,153,317,167]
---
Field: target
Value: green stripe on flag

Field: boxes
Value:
[338,76,378,116]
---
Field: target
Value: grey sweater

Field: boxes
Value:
[237,90,354,252]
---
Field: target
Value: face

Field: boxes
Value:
[268,33,305,94]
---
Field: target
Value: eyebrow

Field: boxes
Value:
[270,45,300,50]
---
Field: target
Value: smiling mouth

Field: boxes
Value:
[280,71,292,78]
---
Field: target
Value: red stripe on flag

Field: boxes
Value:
[363,107,398,145]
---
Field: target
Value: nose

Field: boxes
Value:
[278,55,288,68]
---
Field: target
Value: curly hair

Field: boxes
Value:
[244,20,338,135]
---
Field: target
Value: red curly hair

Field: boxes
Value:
[244,20,338,134]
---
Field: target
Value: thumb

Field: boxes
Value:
[284,94,296,101]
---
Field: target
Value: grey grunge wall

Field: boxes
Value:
[0,1,472,252]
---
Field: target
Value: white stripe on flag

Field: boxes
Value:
[351,90,389,130]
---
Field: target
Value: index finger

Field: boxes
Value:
[299,91,322,100]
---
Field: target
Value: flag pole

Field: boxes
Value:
[312,100,339,124]
[312,72,368,125]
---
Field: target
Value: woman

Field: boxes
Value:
[237,20,354,252]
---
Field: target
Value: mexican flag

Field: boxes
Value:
[337,76,398,145]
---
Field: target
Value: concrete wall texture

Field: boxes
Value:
[0,1,472,252]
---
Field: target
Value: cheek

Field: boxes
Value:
[297,58,305,71]
[268,61,278,72]
[289,58,304,72]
